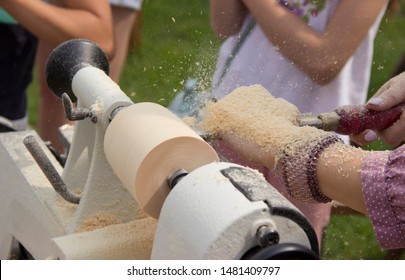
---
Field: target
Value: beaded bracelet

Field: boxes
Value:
[277,133,343,203]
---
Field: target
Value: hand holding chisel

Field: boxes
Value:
[298,102,405,135]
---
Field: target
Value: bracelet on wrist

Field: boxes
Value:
[277,133,343,203]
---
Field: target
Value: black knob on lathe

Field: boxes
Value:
[45,38,110,102]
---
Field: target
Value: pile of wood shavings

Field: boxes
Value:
[75,212,121,233]
[200,84,322,149]
[68,216,157,259]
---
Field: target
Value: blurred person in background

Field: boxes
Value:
[108,0,143,81]
[0,0,113,132]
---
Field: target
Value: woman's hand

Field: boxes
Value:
[351,72,405,147]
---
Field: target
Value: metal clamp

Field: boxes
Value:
[62,93,97,123]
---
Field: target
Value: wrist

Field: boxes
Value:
[276,132,343,203]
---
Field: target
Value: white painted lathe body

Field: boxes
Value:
[152,162,316,259]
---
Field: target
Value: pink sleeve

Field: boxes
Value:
[362,145,405,249]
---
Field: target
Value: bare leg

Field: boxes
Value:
[129,9,143,54]
[37,40,73,153]
[109,6,138,82]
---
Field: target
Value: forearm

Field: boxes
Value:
[222,129,368,212]
[240,0,387,84]
[210,0,248,39]
[316,144,367,214]
[1,0,113,57]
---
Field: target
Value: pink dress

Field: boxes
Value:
[362,145,405,249]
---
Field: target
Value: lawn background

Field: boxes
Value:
[27,0,405,259]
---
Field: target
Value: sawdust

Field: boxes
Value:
[113,217,157,259]
[182,116,198,127]
[53,206,156,259]
[134,208,150,220]
[75,212,121,233]
[91,97,104,114]
[60,216,157,259]
[200,84,324,150]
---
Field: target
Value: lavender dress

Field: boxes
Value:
[362,145,405,249]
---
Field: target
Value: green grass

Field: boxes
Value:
[365,11,405,152]
[322,215,386,259]
[27,1,405,259]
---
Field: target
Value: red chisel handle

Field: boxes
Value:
[335,102,405,135]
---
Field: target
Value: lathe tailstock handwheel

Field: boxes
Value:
[45,38,110,102]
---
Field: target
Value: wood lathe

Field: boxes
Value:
[0,39,319,260]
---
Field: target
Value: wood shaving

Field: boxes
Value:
[200,84,322,149]
[75,212,121,233]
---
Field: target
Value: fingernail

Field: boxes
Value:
[364,130,378,142]
[367,97,384,106]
